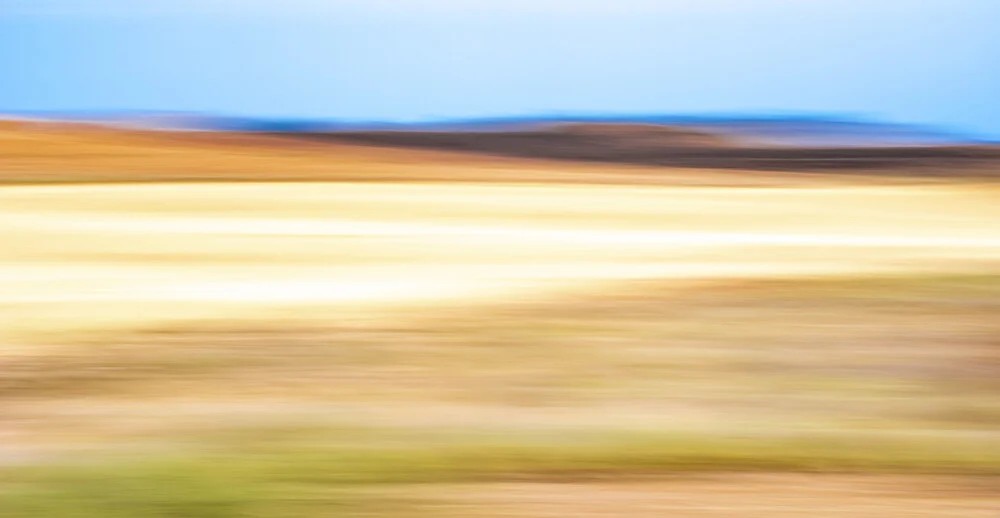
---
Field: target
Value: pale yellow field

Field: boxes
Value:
[3,181,1000,343]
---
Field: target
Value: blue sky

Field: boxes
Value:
[3,0,998,136]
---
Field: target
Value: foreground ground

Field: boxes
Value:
[1,125,999,516]
[418,476,1000,517]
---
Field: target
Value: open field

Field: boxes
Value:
[4,181,1000,341]
[2,123,1000,516]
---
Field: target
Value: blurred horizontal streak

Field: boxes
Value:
[15,216,1000,248]
[3,182,1000,340]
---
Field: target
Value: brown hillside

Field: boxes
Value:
[306,123,1000,174]
[0,120,895,186]
[546,123,734,147]
[0,120,600,184]
[1,120,995,186]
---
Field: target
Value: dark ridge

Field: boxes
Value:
[275,124,1000,173]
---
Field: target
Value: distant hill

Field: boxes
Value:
[0,111,986,147]
[309,123,745,165]
[6,110,999,173]
[408,114,986,148]
[0,118,811,186]
[298,122,1000,172]
[1,118,997,183]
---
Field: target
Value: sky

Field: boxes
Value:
[2,0,998,137]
